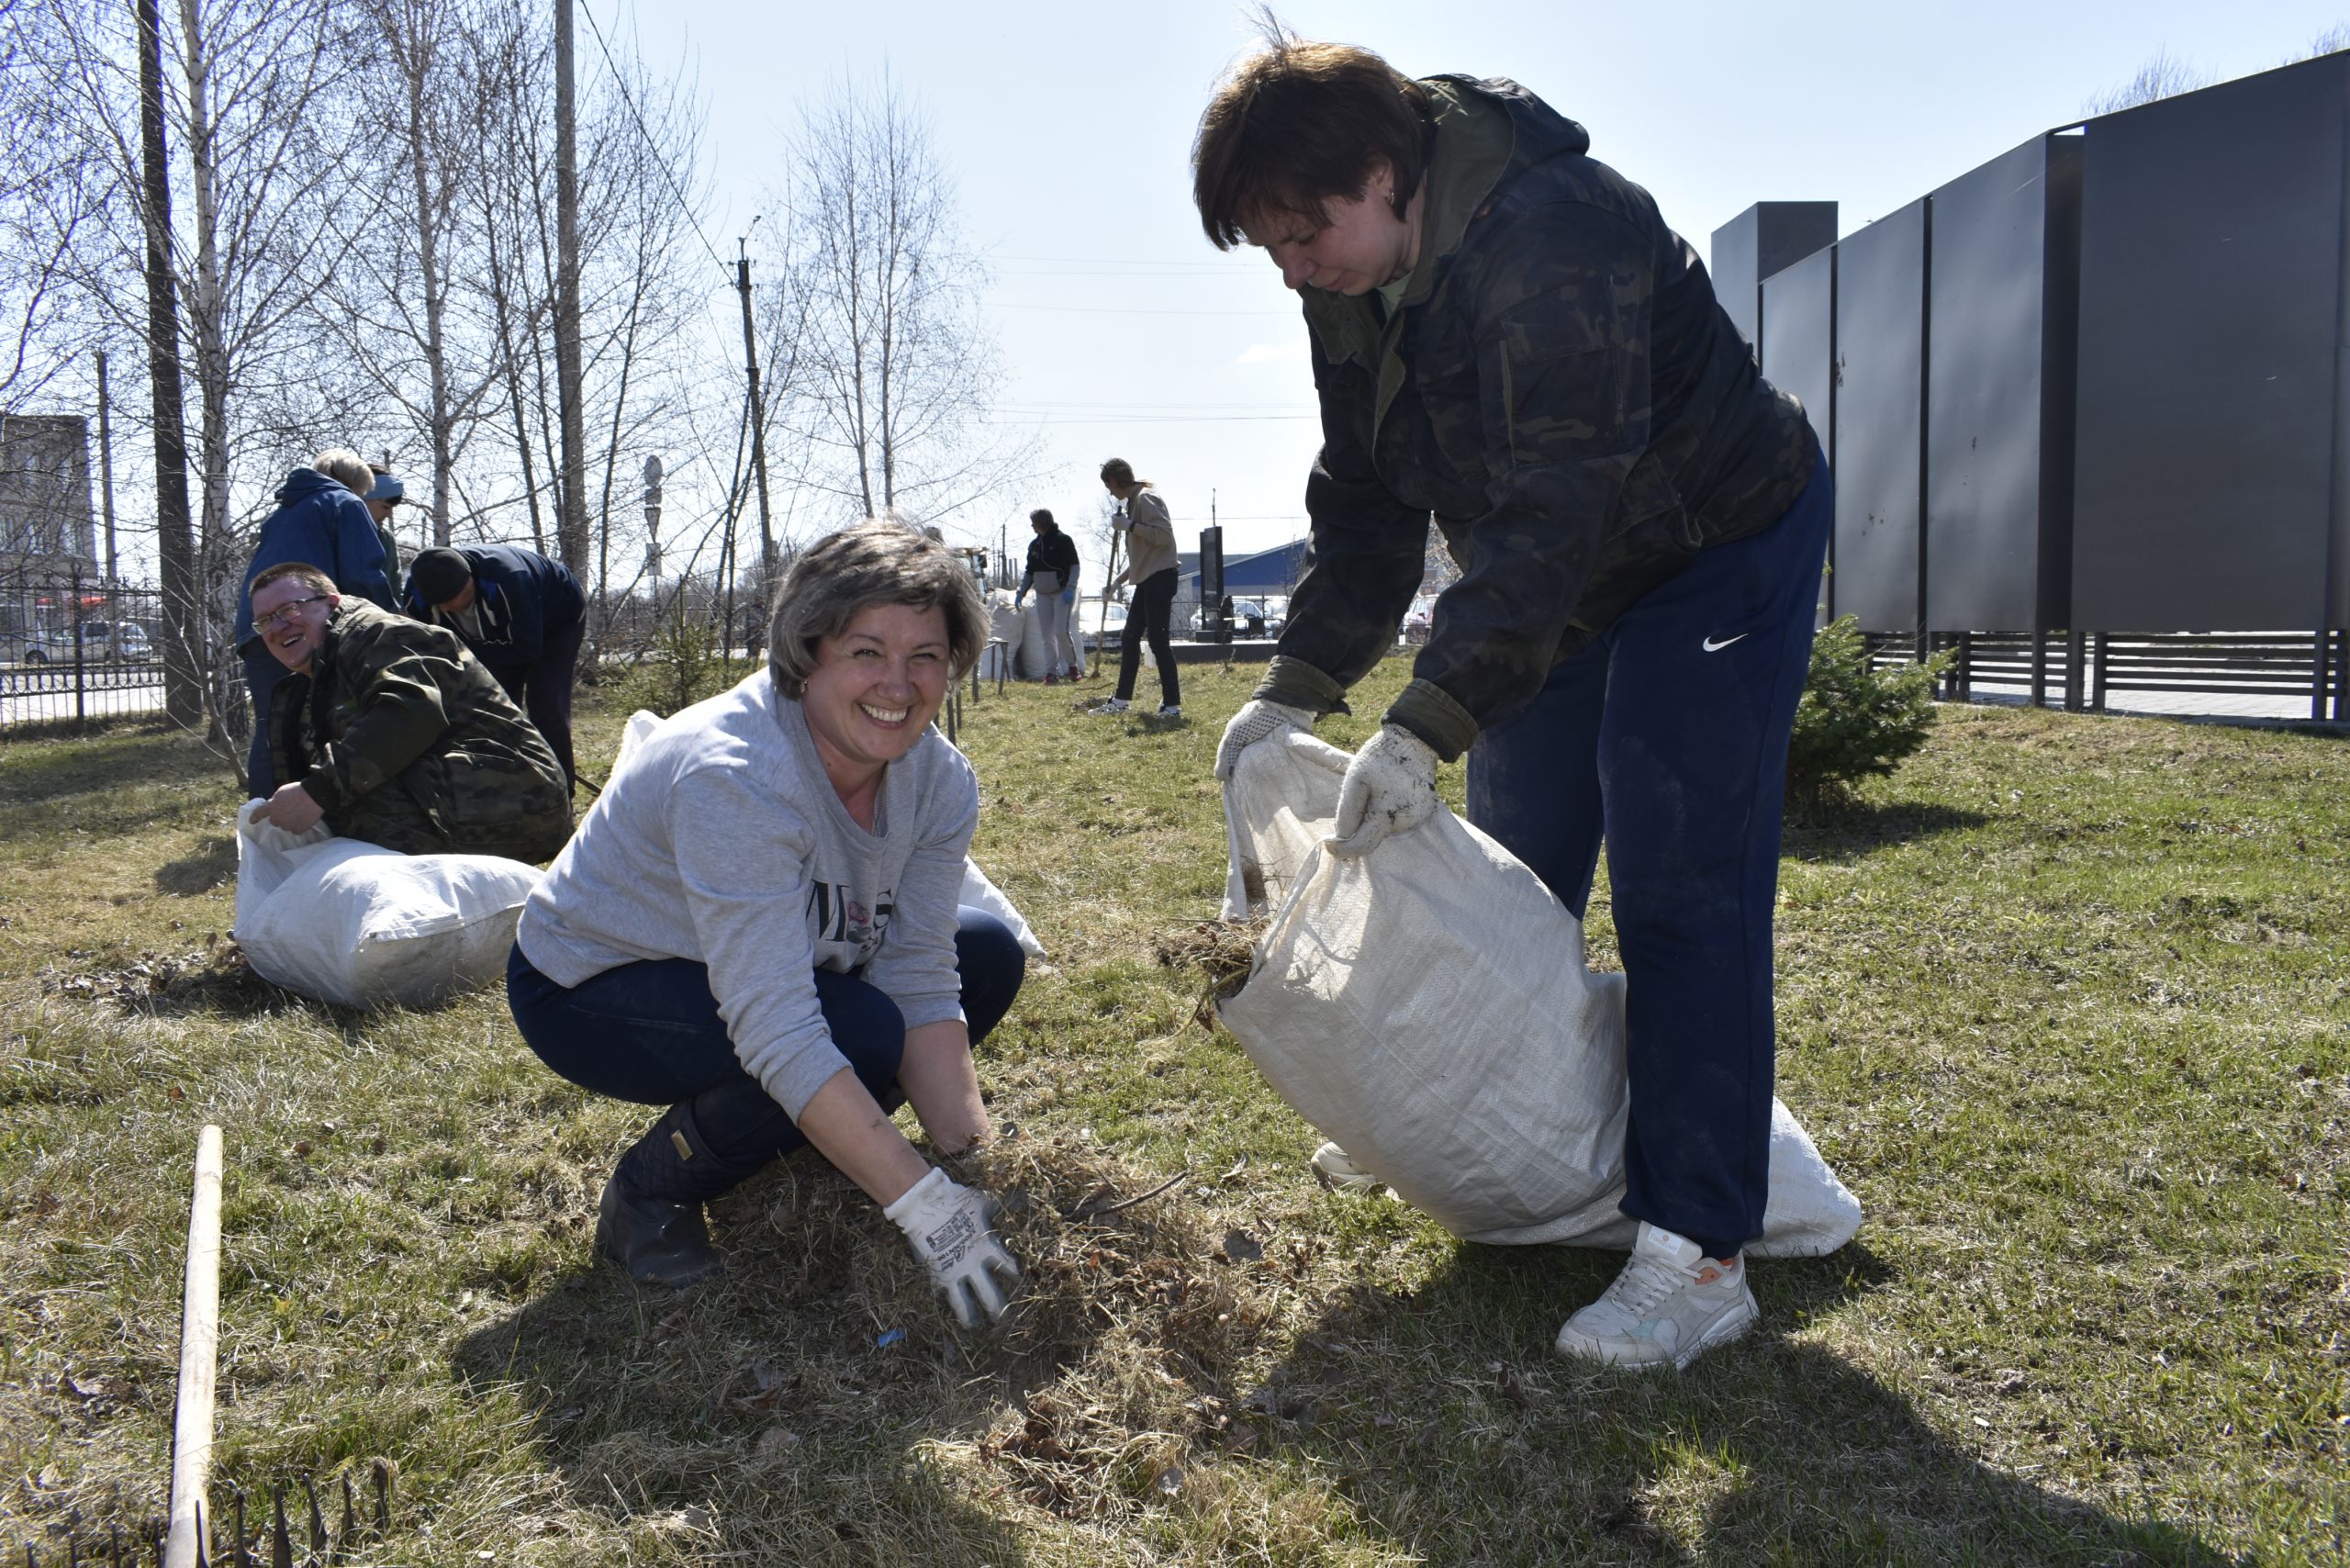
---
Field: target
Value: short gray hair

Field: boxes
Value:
[313,448,373,494]
[767,521,988,699]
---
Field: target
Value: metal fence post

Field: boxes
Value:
[71,563,88,732]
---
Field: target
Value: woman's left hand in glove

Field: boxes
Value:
[1328,724,1438,858]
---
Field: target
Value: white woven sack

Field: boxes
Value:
[612,709,1047,960]
[231,801,543,1009]
[1215,729,1861,1256]
[1013,599,1049,679]
[981,593,1021,680]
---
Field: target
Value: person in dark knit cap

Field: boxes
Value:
[405,543,587,788]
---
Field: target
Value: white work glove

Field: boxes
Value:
[1214,698,1317,781]
[1328,724,1438,857]
[1111,509,1131,532]
[884,1166,1022,1328]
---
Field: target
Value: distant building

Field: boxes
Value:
[0,414,98,578]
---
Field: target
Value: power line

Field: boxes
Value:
[986,252,1259,270]
[578,0,730,282]
[994,410,1316,424]
[991,302,1298,317]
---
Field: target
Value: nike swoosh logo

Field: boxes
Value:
[1702,633,1751,653]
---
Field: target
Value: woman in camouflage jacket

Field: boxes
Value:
[1194,32,1834,1373]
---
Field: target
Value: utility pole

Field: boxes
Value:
[95,349,118,584]
[735,234,774,588]
[136,0,200,727]
[552,0,589,580]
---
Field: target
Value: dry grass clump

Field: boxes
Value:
[924,1124,1320,1523]
[38,938,278,1012]
[1149,917,1265,1026]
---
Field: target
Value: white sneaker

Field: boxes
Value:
[1554,1222,1757,1371]
[1156,704,1182,720]
[1310,1140,1382,1193]
[1091,697,1131,714]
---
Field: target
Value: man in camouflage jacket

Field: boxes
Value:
[250,563,573,863]
[1197,42,1834,1371]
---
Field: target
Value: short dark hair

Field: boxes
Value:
[1029,509,1055,528]
[251,562,336,600]
[767,521,989,699]
[1192,30,1431,250]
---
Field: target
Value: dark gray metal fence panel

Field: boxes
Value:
[2072,54,2349,630]
[1831,198,1927,633]
[1926,134,2079,633]
[1762,246,1834,466]
[1761,245,1834,618]
[1709,202,1837,362]
[1709,207,1761,351]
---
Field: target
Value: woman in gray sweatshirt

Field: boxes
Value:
[507,523,1027,1327]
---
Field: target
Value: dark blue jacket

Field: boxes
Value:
[237,469,396,649]
[402,543,586,668]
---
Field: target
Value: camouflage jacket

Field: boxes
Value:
[1259,76,1818,760]
[270,599,573,862]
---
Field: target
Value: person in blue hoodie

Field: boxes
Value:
[237,449,394,794]
[404,543,587,789]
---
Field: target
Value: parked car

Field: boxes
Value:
[18,621,152,664]
[1192,597,1285,638]
[1078,600,1128,655]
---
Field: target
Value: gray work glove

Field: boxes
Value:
[1214,698,1317,782]
[884,1167,1022,1327]
[1328,723,1438,857]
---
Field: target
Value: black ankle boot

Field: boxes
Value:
[596,1102,754,1286]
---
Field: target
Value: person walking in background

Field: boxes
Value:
[403,543,588,789]
[1091,457,1181,719]
[1012,508,1081,683]
[364,466,407,584]
[237,449,395,796]
[1197,30,1828,1370]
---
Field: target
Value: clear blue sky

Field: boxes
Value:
[626,0,2350,564]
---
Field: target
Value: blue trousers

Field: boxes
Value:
[485,611,585,788]
[506,907,1025,1175]
[243,648,285,795]
[1464,454,1833,1260]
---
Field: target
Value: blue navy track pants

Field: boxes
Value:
[506,907,1026,1177]
[1464,452,1834,1260]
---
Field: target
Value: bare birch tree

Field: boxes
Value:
[39,0,364,753]
[783,73,1035,531]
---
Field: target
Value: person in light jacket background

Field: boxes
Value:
[1091,457,1181,719]
[1013,508,1081,683]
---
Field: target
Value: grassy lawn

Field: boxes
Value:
[1,657,2344,1565]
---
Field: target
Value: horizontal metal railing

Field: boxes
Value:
[1863,628,2346,721]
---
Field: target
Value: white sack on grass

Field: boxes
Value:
[1214,729,1861,1257]
[981,592,1021,680]
[957,857,1046,960]
[613,710,1046,959]
[1013,599,1049,680]
[231,801,543,1009]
